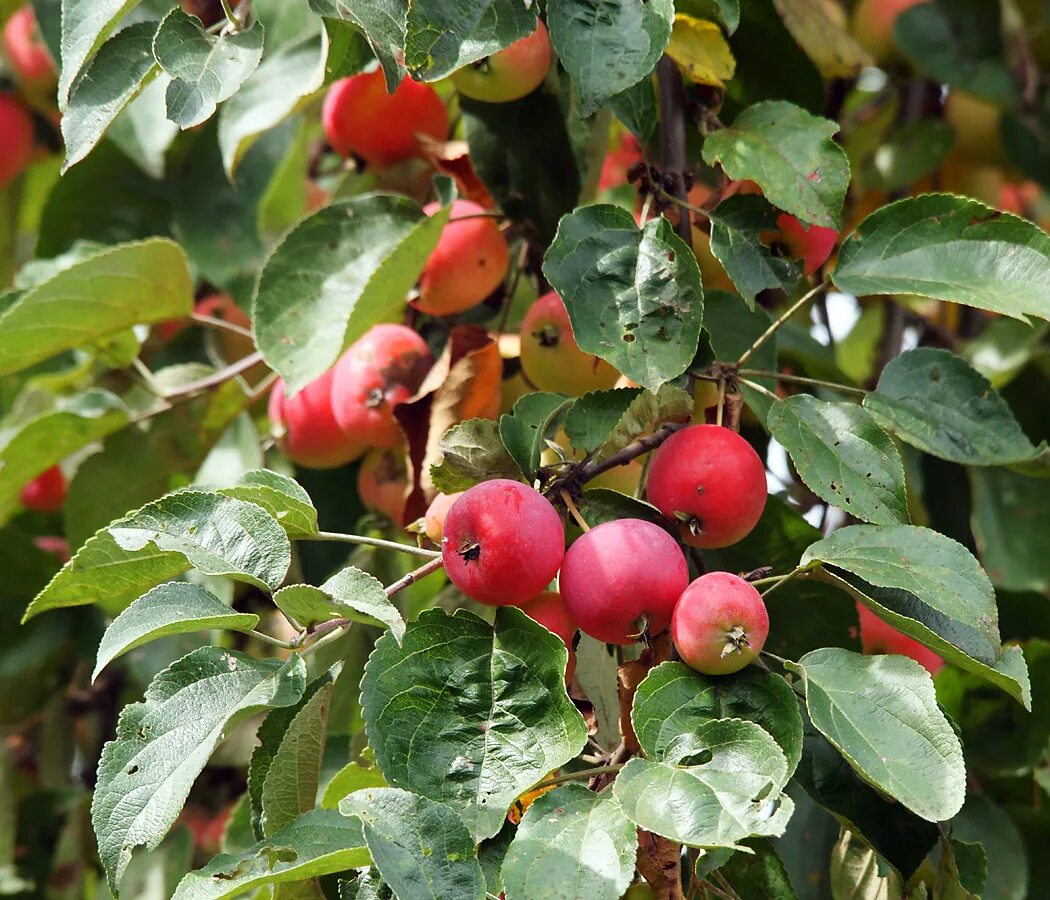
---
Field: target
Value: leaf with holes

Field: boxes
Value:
[543,205,703,392]
[93,648,306,894]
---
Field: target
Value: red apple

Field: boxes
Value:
[560,518,689,644]
[851,0,924,61]
[776,214,837,276]
[423,491,463,544]
[0,94,33,189]
[414,200,510,316]
[441,480,565,606]
[268,373,366,469]
[358,447,409,524]
[646,425,767,549]
[856,603,944,675]
[519,590,578,679]
[3,6,54,85]
[21,466,66,513]
[672,572,769,675]
[451,20,551,103]
[322,70,449,169]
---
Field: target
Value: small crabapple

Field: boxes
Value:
[519,590,578,679]
[856,603,944,675]
[672,572,769,675]
[560,519,689,645]
[423,491,463,544]
[357,447,409,524]
[414,200,510,316]
[268,373,366,469]
[322,70,449,169]
[776,214,837,276]
[520,291,619,394]
[20,466,66,512]
[598,132,643,192]
[34,535,70,563]
[441,480,565,606]
[851,0,924,61]
[451,20,551,103]
[330,324,433,448]
[0,95,33,190]
[646,425,767,549]
[3,6,53,84]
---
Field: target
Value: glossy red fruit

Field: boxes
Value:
[3,6,53,84]
[358,447,408,524]
[21,466,66,513]
[451,20,551,103]
[322,70,449,169]
[414,200,510,316]
[646,425,767,549]
[268,373,366,469]
[331,324,433,448]
[423,491,463,544]
[598,133,643,192]
[34,535,70,563]
[520,291,619,394]
[441,480,565,606]
[560,519,689,645]
[672,572,769,675]
[519,591,578,679]
[856,603,944,675]
[776,214,837,276]
[0,95,33,190]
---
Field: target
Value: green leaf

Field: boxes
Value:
[832,194,1050,322]
[0,389,128,525]
[613,719,794,848]
[708,194,803,308]
[93,648,306,893]
[702,101,849,228]
[218,33,326,176]
[250,673,334,837]
[632,662,804,778]
[543,205,703,392]
[499,392,572,480]
[547,0,673,116]
[502,785,637,900]
[153,8,264,129]
[718,839,798,899]
[703,291,778,423]
[172,809,370,900]
[108,73,180,179]
[92,582,259,681]
[57,0,143,110]
[861,120,954,193]
[940,836,986,898]
[864,348,1046,469]
[951,794,1028,900]
[253,193,451,393]
[829,828,903,899]
[581,383,693,464]
[321,762,387,809]
[341,788,485,900]
[786,648,965,822]
[25,490,292,621]
[362,607,587,840]
[767,395,910,526]
[308,0,407,90]
[405,0,536,82]
[273,566,405,643]
[217,470,319,538]
[0,238,192,376]
[430,418,523,493]
[562,388,642,455]
[607,77,658,144]
[970,467,1050,594]
[61,22,159,173]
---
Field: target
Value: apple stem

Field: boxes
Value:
[560,489,590,532]
[735,280,830,368]
[219,0,242,31]
[715,379,726,427]
[191,312,254,339]
[760,567,804,598]
[530,763,627,792]
[249,629,294,650]
[738,368,866,398]
[738,377,779,403]
[311,530,441,559]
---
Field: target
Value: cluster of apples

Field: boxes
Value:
[432,424,772,677]
[0,5,54,191]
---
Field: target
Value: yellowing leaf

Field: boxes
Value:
[666,16,735,87]
[771,0,872,77]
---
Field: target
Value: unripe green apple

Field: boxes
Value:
[520,291,619,395]
[451,20,551,103]
[672,572,768,675]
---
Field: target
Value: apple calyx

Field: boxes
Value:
[674,510,705,537]
[721,625,751,659]
[458,541,482,563]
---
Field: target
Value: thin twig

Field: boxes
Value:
[191,312,254,339]
[161,351,264,399]
[531,763,627,792]
[311,531,440,558]
[575,422,685,486]
[383,555,445,597]
[250,629,294,650]
[735,281,829,368]
[738,369,866,398]
[738,378,779,403]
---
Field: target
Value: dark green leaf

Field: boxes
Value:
[860,120,954,193]
[543,205,703,391]
[582,384,692,464]
[341,788,485,900]
[767,395,910,526]
[92,582,259,681]
[217,469,318,538]
[578,487,669,531]
[562,388,642,455]
[172,809,369,900]
[970,467,1050,593]
[702,101,849,228]
[499,392,572,480]
[719,839,799,899]
[864,348,1046,468]
[502,785,637,900]
[430,418,523,493]
[253,193,451,393]
[153,8,264,129]
[547,0,673,116]
[951,795,1028,900]
[308,0,407,90]
[94,649,306,893]
[607,77,658,144]
[786,648,965,822]
[361,607,587,840]
[632,662,803,778]
[57,0,143,109]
